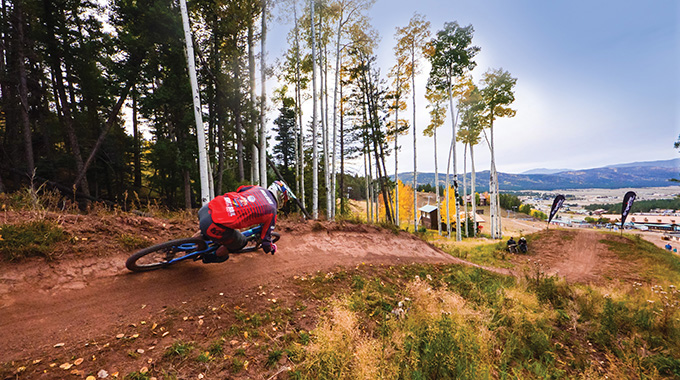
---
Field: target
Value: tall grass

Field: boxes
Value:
[292,262,680,379]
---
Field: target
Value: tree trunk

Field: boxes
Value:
[340,80,345,215]
[259,0,267,186]
[248,20,259,184]
[394,80,401,227]
[463,142,468,237]
[434,123,440,235]
[448,78,461,241]
[293,3,305,207]
[310,0,319,219]
[331,14,343,220]
[132,88,141,188]
[41,0,90,195]
[183,170,192,209]
[470,143,477,237]
[411,46,418,229]
[233,54,245,182]
[14,1,34,180]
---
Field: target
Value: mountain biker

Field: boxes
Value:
[197,180,294,263]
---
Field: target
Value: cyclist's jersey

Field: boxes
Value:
[208,185,277,246]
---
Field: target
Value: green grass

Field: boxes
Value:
[117,233,151,250]
[164,341,193,359]
[436,241,516,268]
[0,220,68,261]
[290,262,680,379]
[602,233,680,283]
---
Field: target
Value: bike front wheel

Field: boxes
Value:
[126,237,207,272]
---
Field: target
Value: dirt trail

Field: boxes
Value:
[0,222,490,362]
[513,229,636,284]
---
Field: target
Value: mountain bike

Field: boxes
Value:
[125,225,280,272]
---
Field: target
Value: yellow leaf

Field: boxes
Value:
[244,331,248,339]
[140,366,148,374]
[86,376,96,380]
[59,363,72,370]
[74,358,84,366]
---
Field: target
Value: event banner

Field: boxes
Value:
[548,194,566,224]
[620,191,637,228]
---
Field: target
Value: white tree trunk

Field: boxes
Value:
[331,14,343,220]
[445,129,453,238]
[434,125,440,235]
[394,91,400,227]
[463,142,468,237]
[293,3,305,207]
[311,0,319,219]
[447,80,461,241]
[471,143,477,237]
[259,0,267,187]
[411,48,418,230]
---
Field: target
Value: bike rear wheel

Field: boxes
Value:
[126,237,207,272]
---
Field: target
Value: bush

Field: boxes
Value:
[0,220,68,261]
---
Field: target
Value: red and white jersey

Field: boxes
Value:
[208,185,277,244]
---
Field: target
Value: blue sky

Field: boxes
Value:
[267,0,679,174]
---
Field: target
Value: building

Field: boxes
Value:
[601,214,680,231]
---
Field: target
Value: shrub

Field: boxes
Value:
[0,220,68,261]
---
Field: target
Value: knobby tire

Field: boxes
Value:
[126,237,207,272]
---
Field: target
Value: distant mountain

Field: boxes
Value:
[394,159,679,191]
[521,168,572,175]
[605,158,680,169]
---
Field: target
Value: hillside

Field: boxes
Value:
[1,207,680,379]
[396,158,679,191]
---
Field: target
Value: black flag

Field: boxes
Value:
[620,191,637,229]
[548,194,565,224]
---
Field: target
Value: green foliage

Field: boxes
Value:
[266,349,283,368]
[164,341,193,359]
[518,204,532,215]
[499,193,521,211]
[117,233,151,250]
[401,316,484,379]
[0,220,68,261]
[124,371,152,380]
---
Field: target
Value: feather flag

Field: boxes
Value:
[620,191,637,229]
[548,194,565,224]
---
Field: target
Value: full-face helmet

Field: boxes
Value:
[267,180,295,208]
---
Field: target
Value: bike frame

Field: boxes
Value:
[163,225,264,265]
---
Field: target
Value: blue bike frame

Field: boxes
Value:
[164,225,264,265]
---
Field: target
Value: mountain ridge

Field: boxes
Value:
[393,158,679,191]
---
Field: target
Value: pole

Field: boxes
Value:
[179,0,210,205]
[267,157,312,220]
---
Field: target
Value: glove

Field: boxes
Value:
[262,241,276,254]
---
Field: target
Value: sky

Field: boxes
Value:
[264,0,680,175]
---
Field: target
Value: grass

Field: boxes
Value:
[117,233,152,250]
[602,233,680,283]
[290,262,680,379]
[0,220,68,261]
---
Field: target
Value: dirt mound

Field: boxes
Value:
[511,229,639,284]
[0,214,461,364]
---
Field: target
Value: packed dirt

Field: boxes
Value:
[0,209,663,377]
[0,213,472,365]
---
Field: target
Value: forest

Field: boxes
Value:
[0,0,517,238]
